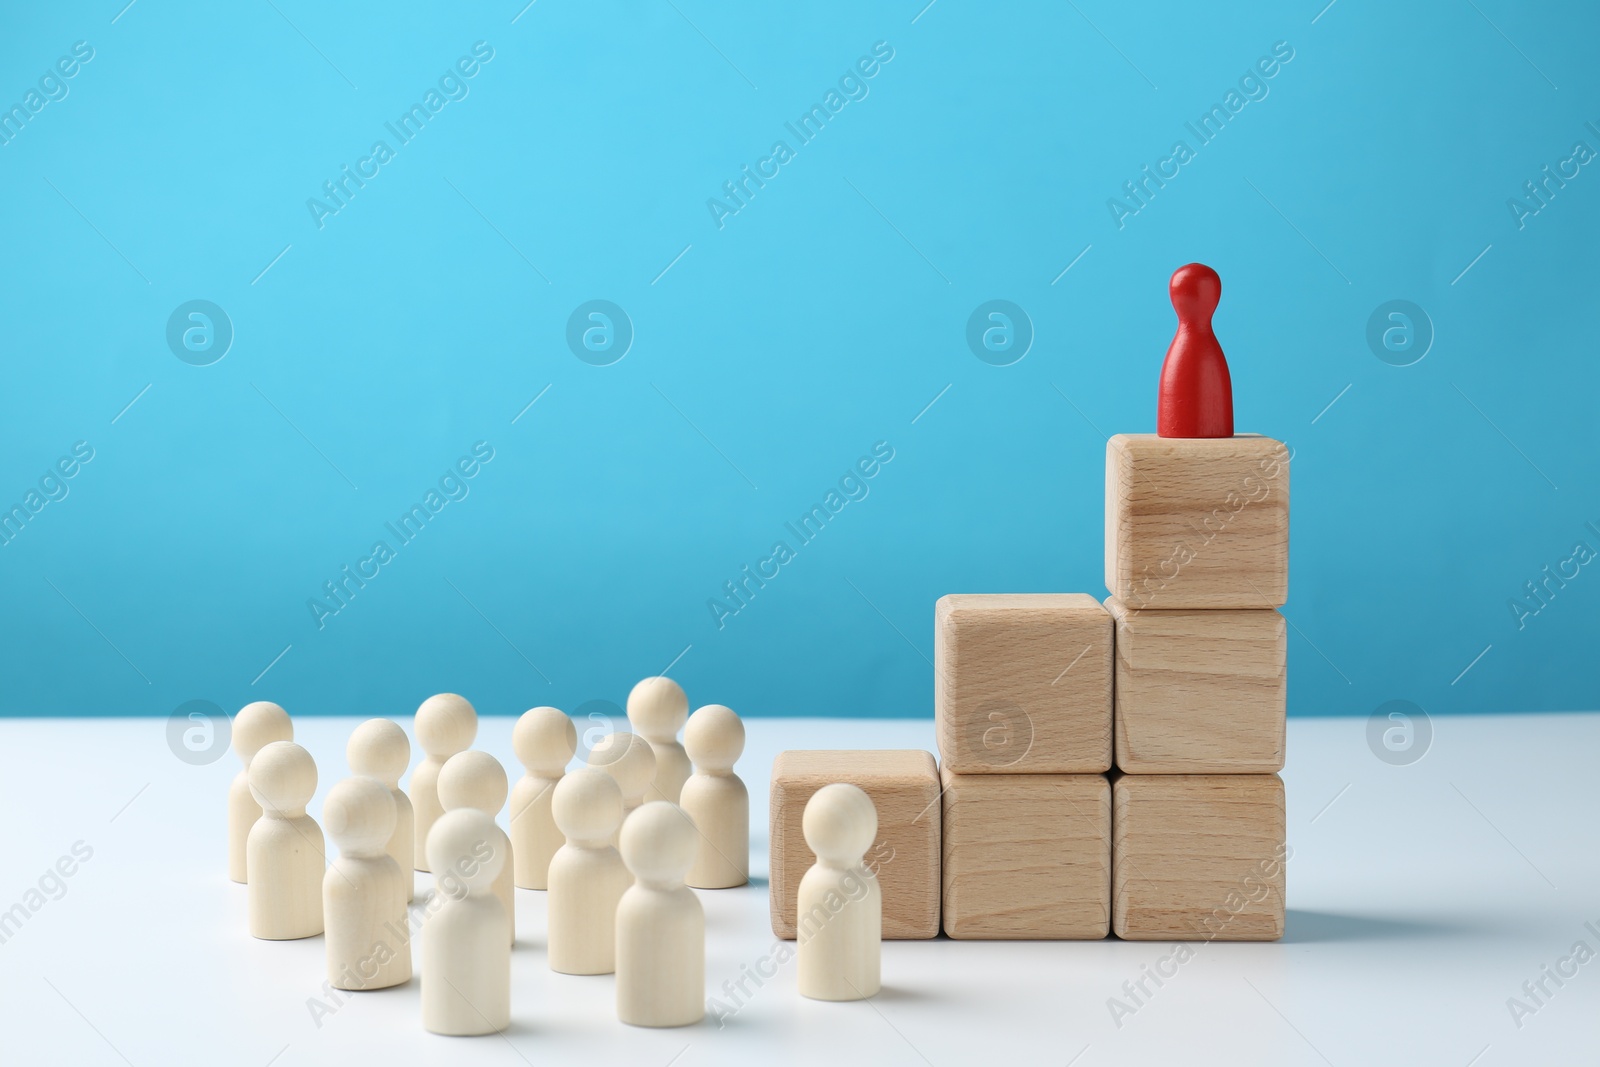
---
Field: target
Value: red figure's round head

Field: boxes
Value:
[1169,263,1221,323]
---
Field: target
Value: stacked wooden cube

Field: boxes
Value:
[1103,432,1290,940]
[931,432,1290,940]
[769,260,1290,941]
[769,431,1290,943]
[933,593,1115,938]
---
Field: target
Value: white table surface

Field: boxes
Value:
[1,713,1595,1066]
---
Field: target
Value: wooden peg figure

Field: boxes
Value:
[323,776,411,990]
[411,693,477,873]
[1157,262,1234,439]
[796,783,881,1001]
[437,750,516,947]
[587,732,656,843]
[679,704,748,889]
[616,802,704,1027]
[627,676,691,804]
[247,741,325,940]
[547,768,632,975]
[229,701,292,883]
[346,718,415,901]
[510,706,576,890]
[423,808,510,1036]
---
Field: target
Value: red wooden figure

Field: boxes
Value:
[1157,263,1234,438]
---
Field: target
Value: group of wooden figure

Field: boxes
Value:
[230,677,883,1034]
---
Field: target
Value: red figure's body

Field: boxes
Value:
[1157,263,1234,438]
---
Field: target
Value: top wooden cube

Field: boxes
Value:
[1105,434,1289,610]
[935,593,1112,774]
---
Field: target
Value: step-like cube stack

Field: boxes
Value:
[769,265,1289,943]
[934,594,1114,938]
[1104,432,1290,940]
[770,431,1292,942]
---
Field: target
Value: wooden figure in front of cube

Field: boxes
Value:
[229,701,292,883]
[626,676,690,804]
[247,741,325,940]
[438,750,516,947]
[346,718,415,900]
[412,693,477,873]
[509,706,576,890]
[769,750,940,940]
[323,776,411,990]
[616,801,704,1027]
[797,783,881,1001]
[587,732,655,843]
[423,808,509,1036]
[680,704,748,889]
[547,768,632,975]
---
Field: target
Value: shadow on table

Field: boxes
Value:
[1282,908,1469,944]
[871,984,939,1005]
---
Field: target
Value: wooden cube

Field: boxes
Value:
[1112,774,1285,941]
[940,769,1109,939]
[769,750,940,940]
[934,594,1112,774]
[1105,434,1289,610]
[1107,598,1286,773]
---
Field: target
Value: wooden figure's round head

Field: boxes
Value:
[414,693,477,759]
[346,718,410,787]
[233,701,292,766]
[1169,262,1221,323]
[512,706,577,777]
[586,732,656,802]
[426,808,502,891]
[684,704,743,773]
[803,783,877,867]
[324,776,396,857]
[626,676,688,743]
[552,767,623,845]
[619,801,698,885]
[437,750,508,815]
[249,741,317,816]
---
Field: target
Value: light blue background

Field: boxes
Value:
[1,0,1594,719]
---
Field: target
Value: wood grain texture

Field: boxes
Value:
[1107,598,1286,773]
[1105,434,1289,610]
[769,750,939,940]
[940,769,1109,939]
[934,594,1112,774]
[1112,774,1285,941]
